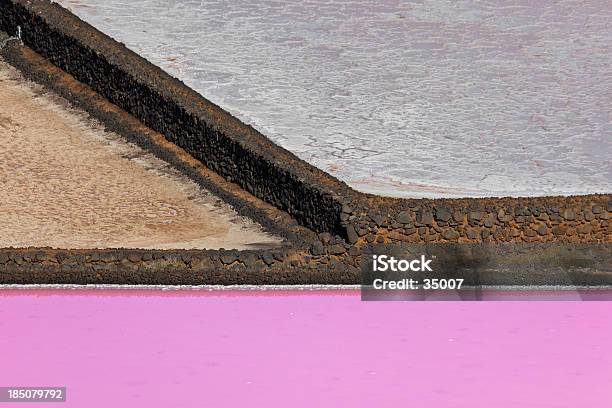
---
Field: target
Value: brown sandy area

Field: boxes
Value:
[0,60,282,249]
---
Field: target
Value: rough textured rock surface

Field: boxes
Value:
[1,244,611,286]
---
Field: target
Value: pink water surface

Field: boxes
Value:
[1,289,611,407]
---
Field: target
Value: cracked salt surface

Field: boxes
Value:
[55,0,611,198]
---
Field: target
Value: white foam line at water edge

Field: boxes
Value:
[1,284,612,291]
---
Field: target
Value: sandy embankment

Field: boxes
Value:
[0,60,281,250]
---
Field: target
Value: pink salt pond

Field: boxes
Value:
[1,289,611,407]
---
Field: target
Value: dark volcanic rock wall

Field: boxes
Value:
[1,244,611,286]
[338,195,611,248]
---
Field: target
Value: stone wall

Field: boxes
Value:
[337,195,610,247]
[1,243,611,286]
